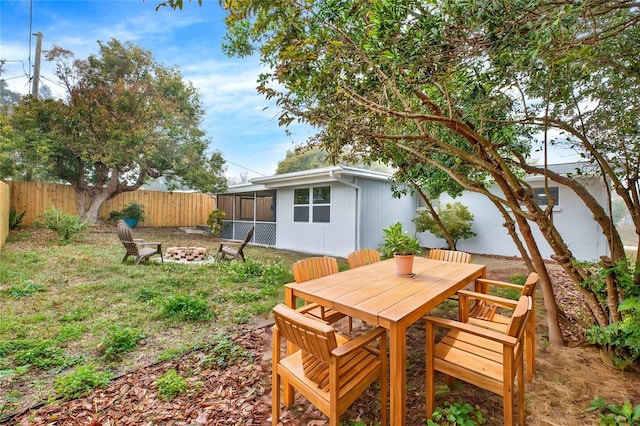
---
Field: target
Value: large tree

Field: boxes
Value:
[3,39,227,222]
[210,0,640,348]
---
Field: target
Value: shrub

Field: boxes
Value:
[35,206,91,243]
[207,209,226,237]
[413,202,476,247]
[8,207,26,230]
[53,364,111,400]
[108,202,146,222]
[156,369,188,400]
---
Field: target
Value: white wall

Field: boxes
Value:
[417,177,609,262]
[274,183,358,257]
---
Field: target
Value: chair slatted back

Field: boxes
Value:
[347,249,381,269]
[272,303,338,383]
[116,220,138,255]
[239,226,255,250]
[292,257,339,283]
[429,249,471,263]
[506,295,532,339]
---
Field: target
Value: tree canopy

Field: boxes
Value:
[218,0,640,348]
[1,39,227,222]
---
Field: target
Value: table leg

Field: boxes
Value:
[389,324,407,425]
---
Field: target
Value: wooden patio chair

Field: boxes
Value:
[271,303,388,426]
[347,248,381,269]
[216,225,254,262]
[425,295,532,426]
[428,248,472,263]
[292,256,348,328]
[457,272,538,382]
[116,220,163,265]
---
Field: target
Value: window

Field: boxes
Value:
[533,187,559,206]
[294,186,331,223]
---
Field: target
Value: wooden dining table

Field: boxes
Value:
[284,256,486,425]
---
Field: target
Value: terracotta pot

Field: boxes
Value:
[394,254,415,276]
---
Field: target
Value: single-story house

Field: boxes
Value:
[216,166,419,258]
[216,163,609,262]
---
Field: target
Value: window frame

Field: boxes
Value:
[293,185,331,223]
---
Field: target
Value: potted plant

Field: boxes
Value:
[379,222,422,276]
[109,202,146,228]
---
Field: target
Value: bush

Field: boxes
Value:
[413,202,476,247]
[35,206,91,243]
[427,400,486,425]
[207,209,226,237]
[108,202,146,222]
[587,397,640,425]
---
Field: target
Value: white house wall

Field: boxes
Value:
[274,183,358,257]
[357,178,419,251]
[417,177,608,262]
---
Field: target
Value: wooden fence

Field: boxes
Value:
[0,181,9,248]
[7,181,216,227]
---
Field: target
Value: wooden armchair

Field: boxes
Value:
[458,272,538,381]
[291,257,347,327]
[271,304,388,426]
[425,295,532,426]
[116,220,163,265]
[216,226,254,262]
[428,248,471,263]
[347,248,381,269]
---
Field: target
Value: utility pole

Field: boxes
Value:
[31,31,43,98]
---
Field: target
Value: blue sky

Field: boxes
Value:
[0,0,313,181]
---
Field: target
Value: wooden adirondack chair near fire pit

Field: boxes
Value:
[116,220,163,265]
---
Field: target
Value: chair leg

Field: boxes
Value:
[518,362,525,425]
[503,379,514,426]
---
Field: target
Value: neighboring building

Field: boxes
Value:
[216,166,418,257]
[216,162,609,261]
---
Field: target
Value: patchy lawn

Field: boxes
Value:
[2,226,639,425]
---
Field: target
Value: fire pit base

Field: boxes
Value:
[166,247,208,262]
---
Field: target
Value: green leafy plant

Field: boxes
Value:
[5,281,46,298]
[379,222,422,256]
[414,202,476,248]
[109,202,146,222]
[8,207,26,230]
[202,333,249,368]
[427,400,486,425]
[582,259,640,369]
[100,327,144,361]
[35,206,92,243]
[207,209,226,237]
[160,294,213,321]
[587,397,640,425]
[53,364,111,400]
[156,369,188,400]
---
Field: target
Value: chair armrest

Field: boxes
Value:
[332,327,386,358]
[138,241,161,246]
[457,289,519,309]
[424,315,518,347]
[476,278,524,292]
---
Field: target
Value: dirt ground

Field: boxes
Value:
[4,243,640,425]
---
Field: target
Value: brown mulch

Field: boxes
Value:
[5,254,640,425]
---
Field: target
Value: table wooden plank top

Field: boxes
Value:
[286,257,486,326]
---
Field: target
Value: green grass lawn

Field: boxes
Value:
[0,226,340,417]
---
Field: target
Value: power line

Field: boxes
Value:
[224,159,266,177]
